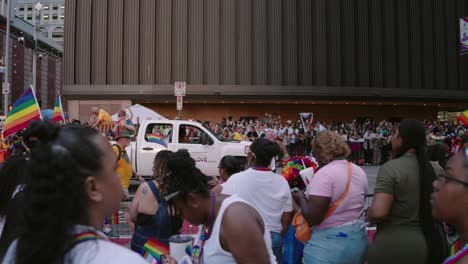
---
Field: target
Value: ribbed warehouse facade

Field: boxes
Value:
[63,0,468,121]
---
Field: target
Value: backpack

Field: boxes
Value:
[113,144,123,162]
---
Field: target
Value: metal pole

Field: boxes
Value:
[32,9,38,91]
[3,0,10,115]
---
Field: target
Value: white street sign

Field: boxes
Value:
[2,82,10,94]
[177,96,183,110]
[174,82,186,96]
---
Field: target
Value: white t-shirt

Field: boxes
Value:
[221,168,293,233]
[2,225,147,264]
[202,195,276,264]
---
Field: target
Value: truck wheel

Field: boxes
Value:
[235,156,248,170]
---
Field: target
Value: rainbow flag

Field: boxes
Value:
[110,211,119,224]
[141,238,169,262]
[3,87,41,137]
[457,110,468,126]
[51,93,64,123]
[147,133,168,148]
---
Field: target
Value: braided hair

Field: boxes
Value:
[152,150,172,193]
[15,123,105,264]
[395,119,447,264]
[160,150,210,200]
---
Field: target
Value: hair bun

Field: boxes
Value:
[23,120,60,147]
[166,150,195,174]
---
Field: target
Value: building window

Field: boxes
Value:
[52,15,58,20]
[44,5,49,10]
[27,15,32,20]
[43,15,49,20]
[52,27,64,40]
[52,32,63,39]
[53,5,58,10]
[27,5,32,11]
[60,15,64,19]
[19,7,24,12]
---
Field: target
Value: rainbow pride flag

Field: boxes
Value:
[141,238,169,262]
[3,87,41,137]
[457,110,468,126]
[110,211,119,224]
[51,93,64,123]
[147,133,168,148]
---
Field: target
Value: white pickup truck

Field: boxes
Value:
[126,120,251,177]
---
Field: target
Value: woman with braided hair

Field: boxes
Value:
[129,150,182,253]
[161,150,276,263]
[367,119,447,264]
[1,122,146,264]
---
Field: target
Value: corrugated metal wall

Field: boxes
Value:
[64,0,468,92]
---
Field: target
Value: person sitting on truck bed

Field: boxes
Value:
[89,107,113,129]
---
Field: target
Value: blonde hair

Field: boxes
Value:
[312,130,351,164]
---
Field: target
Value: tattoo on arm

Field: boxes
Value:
[142,186,148,196]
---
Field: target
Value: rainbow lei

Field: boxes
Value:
[281,156,318,189]
[444,243,467,264]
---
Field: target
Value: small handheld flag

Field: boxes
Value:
[3,86,42,137]
[146,133,168,148]
[141,238,170,262]
[51,93,65,123]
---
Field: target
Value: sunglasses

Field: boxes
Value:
[436,174,468,187]
[164,191,180,203]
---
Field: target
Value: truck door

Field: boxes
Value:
[136,123,173,176]
[175,124,219,176]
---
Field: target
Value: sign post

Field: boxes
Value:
[460,17,468,55]
[2,83,10,95]
[174,82,186,119]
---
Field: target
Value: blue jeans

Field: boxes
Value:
[303,222,367,264]
[283,225,304,264]
[270,231,284,264]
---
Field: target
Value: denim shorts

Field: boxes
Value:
[270,231,284,264]
[302,222,368,264]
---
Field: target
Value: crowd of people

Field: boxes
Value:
[204,113,468,166]
[0,108,467,263]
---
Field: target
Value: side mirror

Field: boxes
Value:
[208,138,214,145]
[201,134,214,145]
